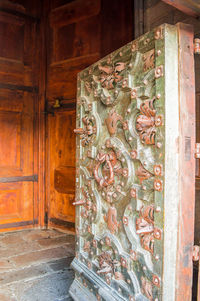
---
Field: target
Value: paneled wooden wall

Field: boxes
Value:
[44,0,134,230]
[0,0,41,231]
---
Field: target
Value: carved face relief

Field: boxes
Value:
[99,62,125,90]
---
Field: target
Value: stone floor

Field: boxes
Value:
[0,229,75,301]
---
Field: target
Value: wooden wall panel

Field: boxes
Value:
[45,0,134,230]
[0,0,40,231]
[47,110,76,228]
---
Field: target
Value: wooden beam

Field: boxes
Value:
[0,175,38,183]
[0,82,38,93]
[162,0,200,17]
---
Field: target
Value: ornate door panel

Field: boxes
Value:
[70,23,195,301]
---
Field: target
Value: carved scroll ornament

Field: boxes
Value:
[136,164,152,184]
[136,205,161,254]
[136,98,162,145]
[99,62,125,90]
[97,252,121,278]
[94,153,115,187]
[74,115,96,146]
[104,206,119,234]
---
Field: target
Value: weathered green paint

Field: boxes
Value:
[69,23,195,301]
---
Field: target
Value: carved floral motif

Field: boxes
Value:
[97,252,121,278]
[93,149,128,203]
[136,164,152,184]
[105,110,123,136]
[99,62,125,90]
[94,151,124,188]
[79,187,96,223]
[136,205,161,254]
[74,115,96,146]
[104,206,119,234]
[143,49,155,72]
[136,98,162,145]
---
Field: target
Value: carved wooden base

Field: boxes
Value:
[69,258,140,301]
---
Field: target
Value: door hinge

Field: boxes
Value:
[193,245,200,261]
[194,38,200,54]
[195,143,200,158]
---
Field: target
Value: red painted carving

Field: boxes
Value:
[79,188,95,222]
[136,165,152,183]
[97,252,120,276]
[105,110,123,136]
[136,206,161,255]
[99,62,125,90]
[94,150,125,189]
[104,206,119,234]
[152,274,160,287]
[154,179,163,191]
[141,276,153,301]
[143,49,155,72]
[83,241,91,252]
[74,115,96,146]
[94,153,115,187]
[136,98,157,145]
[154,164,162,176]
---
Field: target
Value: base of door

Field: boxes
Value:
[69,278,97,301]
[69,257,126,301]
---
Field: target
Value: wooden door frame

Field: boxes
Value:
[37,6,48,229]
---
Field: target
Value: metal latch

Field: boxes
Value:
[193,245,200,261]
[195,143,200,158]
[194,38,200,54]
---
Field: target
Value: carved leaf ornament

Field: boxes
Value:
[99,62,125,90]
[136,98,156,145]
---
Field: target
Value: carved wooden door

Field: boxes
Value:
[70,23,195,301]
